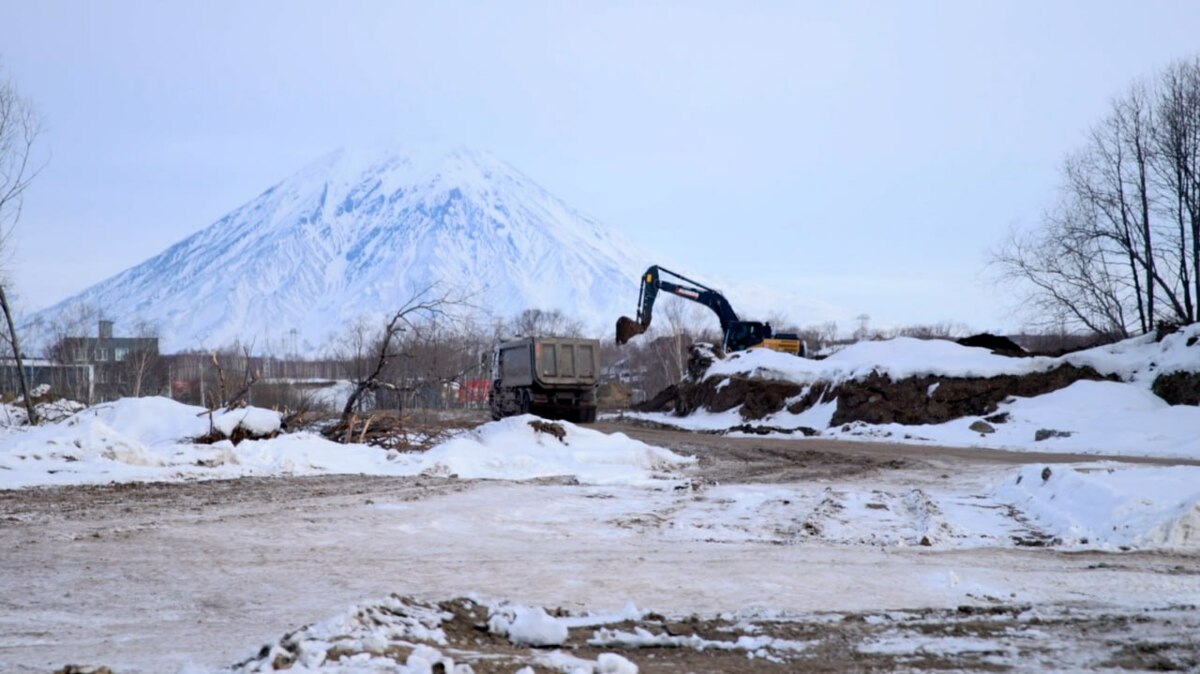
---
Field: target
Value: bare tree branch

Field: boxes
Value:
[0,65,43,424]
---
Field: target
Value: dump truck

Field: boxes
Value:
[488,336,600,423]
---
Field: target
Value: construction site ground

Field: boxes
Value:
[2,421,1198,673]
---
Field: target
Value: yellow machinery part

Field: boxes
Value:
[751,338,803,356]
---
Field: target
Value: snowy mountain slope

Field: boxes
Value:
[30,145,665,353]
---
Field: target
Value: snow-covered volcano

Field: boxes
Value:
[32,145,656,352]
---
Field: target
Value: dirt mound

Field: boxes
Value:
[636,364,1113,428]
[829,365,1112,426]
[1152,371,1200,406]
[597,381,634,409]
[956,333,1027,357]
[635,377,808,421]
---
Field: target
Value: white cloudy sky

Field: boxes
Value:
[2,1,1199,333]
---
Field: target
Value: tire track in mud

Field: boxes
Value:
[597,420,1200,470]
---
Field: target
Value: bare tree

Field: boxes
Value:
[993,213,1131,338]
[1154,59,1200,322]
[337,285,465,433]
[507,308,584,338]
[993,57,1200,336]
[0,65,43,423]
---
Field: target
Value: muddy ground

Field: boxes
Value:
[2,423,1199,673]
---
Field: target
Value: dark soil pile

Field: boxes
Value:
[828,365,1113,425]
[636,364,1114,427]
[1152,371,1200,406]
[1148,325,1199,405]
[956,333,1028,357]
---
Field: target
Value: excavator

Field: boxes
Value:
[615,265,805,356]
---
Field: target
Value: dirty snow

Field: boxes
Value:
[0,400,692,489]
[995,463,1200,549]
[708,323,1200,386]
[489,604,570,647]
[629,327,1200,459]
[822,379,1200,458]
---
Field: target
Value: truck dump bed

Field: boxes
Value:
[491,337,600,422]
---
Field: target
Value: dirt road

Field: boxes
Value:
[592,421,1200,474]
[2,424,1198,672]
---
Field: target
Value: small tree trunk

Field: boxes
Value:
[0,284,37,425]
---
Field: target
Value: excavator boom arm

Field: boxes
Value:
[617,266,740,344]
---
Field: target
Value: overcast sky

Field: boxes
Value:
[3,1,1199,333]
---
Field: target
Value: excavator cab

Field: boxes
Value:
[723,320,772,352]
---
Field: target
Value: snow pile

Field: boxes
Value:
[0,396,87,426]
[707,337,1060,384]
[1065,322,1200,384]
[994,464,1200,549]
[0,401,693,489]
[223,595,465,673]
[632,328,1200,458]
[212,406,282,437]
[708,324,1200,387]
[488,604,569,647]
[223,595,645,674]
[828,380,1200,458]
[409,415,695,486]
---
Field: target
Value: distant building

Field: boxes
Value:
[54,320,162,402]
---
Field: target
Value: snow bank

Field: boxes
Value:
[488,604,569,646]
[634,327,1200,458]
[995,464,1200,549]
[1064,322,1200,385]
[406,415,694,486]
[0,401,693,489]
[830,380,1200,459]
[212,406,282,437]
[708,324,1200,387]
[635,378,1200,458]
[707,337,1060,384]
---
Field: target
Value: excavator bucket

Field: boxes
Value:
[616,316,648,345]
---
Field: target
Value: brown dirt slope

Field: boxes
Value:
[635,364,1114,427]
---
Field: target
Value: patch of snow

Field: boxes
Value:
[706,326,1200,390]
[831,380,1200,459]
[994,463,1200,549]
[707,338,1061,384]
[1064,323,1200,384]
[213,406,282,437]
[858,633,1019,657]
[488,604,569,647]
